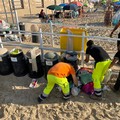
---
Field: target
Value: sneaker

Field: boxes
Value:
[90,94,102,101]
[94,9,98,12]
[63,94,71,101]
[37,96,43,103]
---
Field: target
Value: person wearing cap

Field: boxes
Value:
[84,40,112,100]
[38,61,78,103]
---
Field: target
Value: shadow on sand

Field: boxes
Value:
[0,73,119,107]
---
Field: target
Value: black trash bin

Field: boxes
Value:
[19,22,25,33]
[62,51,79,86]
[0,31,6,37]
[32,32,39,43]
[0,48,13,75]
[19,22,25,41]
[31,24,39,43]
[10,48,28,77]
[55,12,63,18]
[26,47,44,78]
[62,51,78,70]
[44,52,59,78]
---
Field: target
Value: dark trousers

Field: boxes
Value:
[117,33,120,51]
[114,71,120,91]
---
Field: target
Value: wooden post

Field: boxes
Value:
[28,0,32,16]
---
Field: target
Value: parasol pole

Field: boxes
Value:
[8,0,14,23]
[2,0,8,22]
[28,0,32,17]
[11,0,17,24]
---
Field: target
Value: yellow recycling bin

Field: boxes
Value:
[60,27,88,54]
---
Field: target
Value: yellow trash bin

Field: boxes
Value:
[60,27,88,54]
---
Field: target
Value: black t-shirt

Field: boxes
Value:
[114,51,120,62]
[86,45,111,63]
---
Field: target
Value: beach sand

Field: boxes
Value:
[0,10,120,120]
[0,72,120,120]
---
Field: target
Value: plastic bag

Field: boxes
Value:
[77,67,94,94]
[104,69,112,84]
[82,82,94,94]
[71,86,80,96]
[29,79,38,88]
[112,10,120,25]
[0,19,10,30]
[76,67,93,85]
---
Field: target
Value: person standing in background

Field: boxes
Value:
[104,6,113,26]
[39,9,46,19]
[110,21,120,51]
[109,50,120,92]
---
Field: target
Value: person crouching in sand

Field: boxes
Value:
[38,62,78,103]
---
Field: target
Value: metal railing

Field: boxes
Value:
[0,14,120,74]
[0,25,119,63]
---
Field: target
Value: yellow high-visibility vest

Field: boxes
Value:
[112,0,119,3]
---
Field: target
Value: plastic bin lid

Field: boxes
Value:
[44,52,58,60]
[65,55,77,61]
[64,51,78,61]
[0,48,8,56]
[65,50,77,56]
[10,48,22,55]
[19,22,24,25]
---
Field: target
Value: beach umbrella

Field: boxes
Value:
[90,0,99,2]
[70,1,83,7]
[112,10,120,25]
[59,3,68,8]
[47,5,62,11]
[114,1,120,6]
[63,4,78,11]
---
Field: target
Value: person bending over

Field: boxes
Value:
[38,62,78,103]
[84,40,112,100]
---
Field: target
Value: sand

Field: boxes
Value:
[0,9,120,120]
[0,73,120,120]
